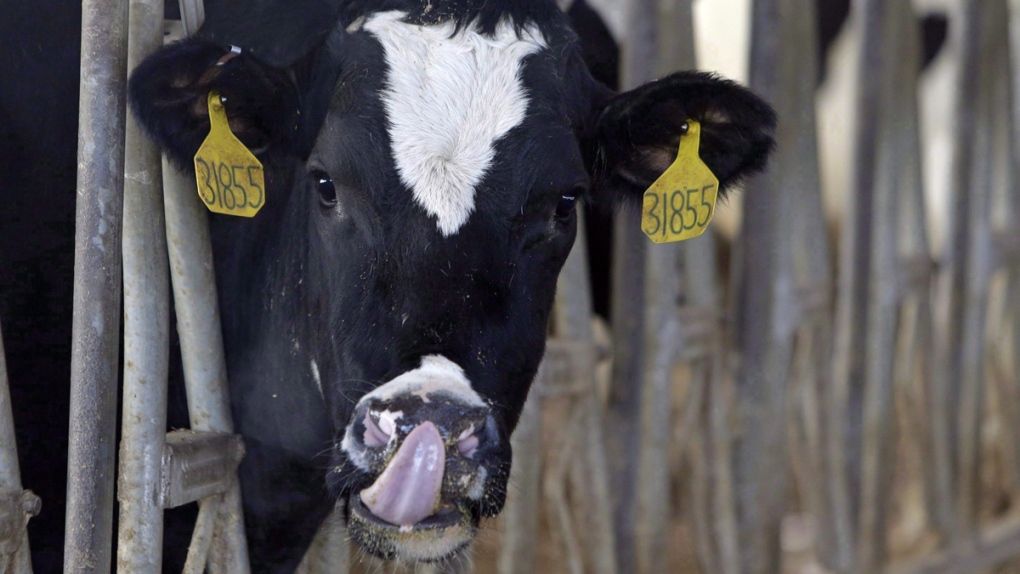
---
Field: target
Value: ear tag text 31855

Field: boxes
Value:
[641,120,718,243]
[193,91,265,217]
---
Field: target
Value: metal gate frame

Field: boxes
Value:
[0,319,41,573]
[67,0,251,572]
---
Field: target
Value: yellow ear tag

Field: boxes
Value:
[641,120,718,243]
[193,91,265,217]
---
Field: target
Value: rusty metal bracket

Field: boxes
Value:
[0,489,40,556]
[160,431,245,509]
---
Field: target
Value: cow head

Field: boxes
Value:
[130,0,774,564]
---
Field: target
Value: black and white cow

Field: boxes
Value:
[125,0,776,569]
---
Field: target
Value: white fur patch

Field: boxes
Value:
[310,359,323,399]
[364,11,547,236]
[361,355,485,408]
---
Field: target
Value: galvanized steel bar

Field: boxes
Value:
[554,211,617,574]
[497,370,542,574]
[0,320,34,573]
[605,0,655,570]
[632,2,696,572]
[826,0,886,569]
[65,0,129,571]
[856,1,915,568]
[951,0,997,540]
[163,164,251,573]
[116,0,169,570]
[931,0,984,544]
[163,10,248,572]
[178,0,205,36]
[1001,0,1020,502]
[730,0,801,571]
[768,0,838,568]
[183,495,222,574]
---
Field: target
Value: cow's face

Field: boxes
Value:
[130,4,773,562]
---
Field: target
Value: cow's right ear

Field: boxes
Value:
[129,38,298,169]
[583,71,776,204]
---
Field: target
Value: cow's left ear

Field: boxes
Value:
[129,38,300,170]
[585,71,776,201]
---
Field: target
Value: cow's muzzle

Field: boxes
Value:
[339,355,498,560]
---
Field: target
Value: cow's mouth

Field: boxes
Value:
[341,420,482,560]
[346,494,475,560]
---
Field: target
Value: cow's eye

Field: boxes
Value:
[555,194,577,219]
[311,170,337,207]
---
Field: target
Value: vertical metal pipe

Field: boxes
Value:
[163,164,250,573]
[632,3,696,572]
[65,0,129,572]
[183,495,223,574]
[178,0,205,36]
[605,0,655,570]
[952,0,997,541]
[115,0,169,570]
[933,0,982,544]
[497,373,543,574]
[1,320,34,573]
[160,13,249,572]
[826,0,886,568]
[555,211,617,574]
[776,0,838,567]
[856,2,912,567]
[731,0,800,571]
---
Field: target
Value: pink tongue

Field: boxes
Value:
[360,421,446,527]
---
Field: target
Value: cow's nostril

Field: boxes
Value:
[363,411,393,448]
[456,426,479,458]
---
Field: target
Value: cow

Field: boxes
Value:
[125,0,775,569]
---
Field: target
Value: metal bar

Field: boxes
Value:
[183,494,223,574]
[556,209,617,574]
[178,0,205,36]
[605,0,656,569]
[161,14,249,572]
[775,0,840,566]
[632,2,696,572]
[497,369,543,574]
[65,0,130,571]
[952,0,998,540]
[856,1,914,567]
[545,405,586,574]
[892,0,940,537]
[707,346,740,574]
[825,0,888,569]
[930,0,981,545]
[730,0,799,571]
[0,320,34,573]
[163,163,251,573]
[115,0,169,570]
[1004,0,1020,501]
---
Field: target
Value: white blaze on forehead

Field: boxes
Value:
[364,11,548,236]
[361,354,485,408]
